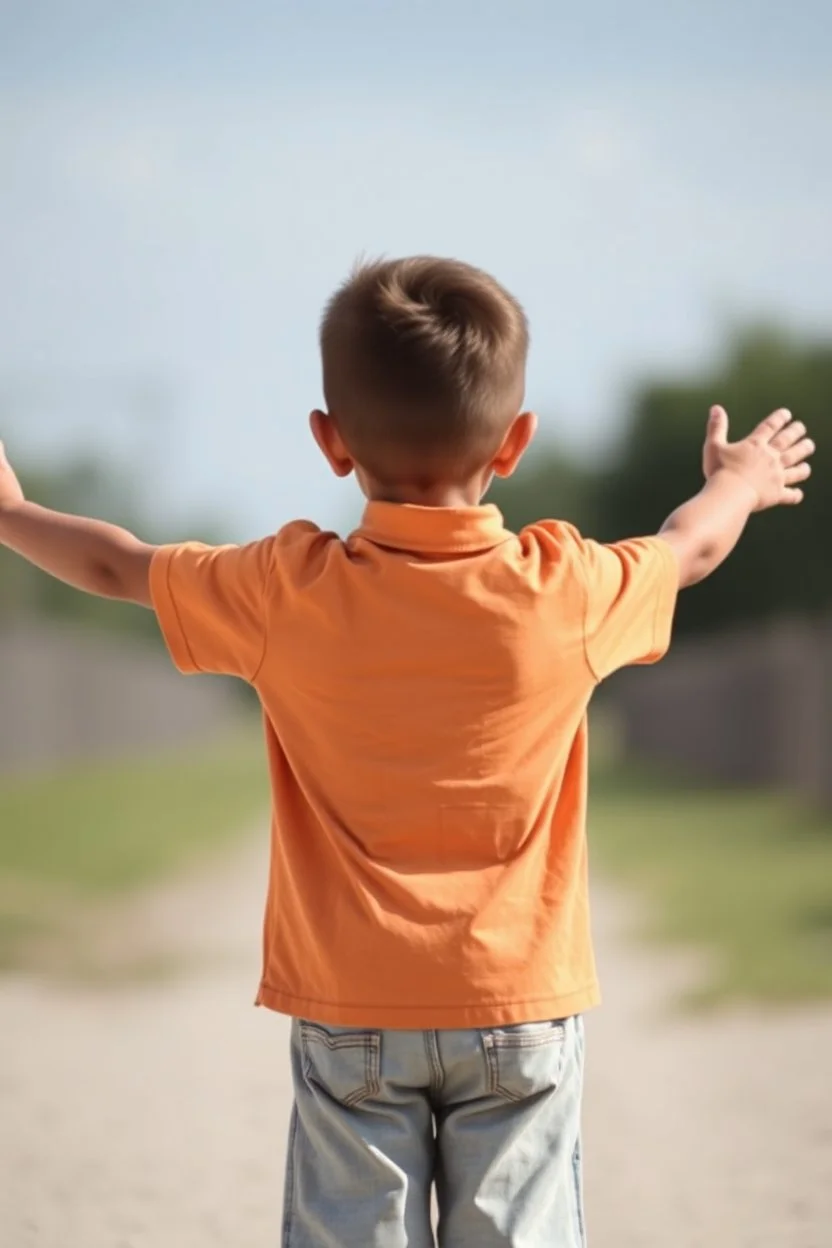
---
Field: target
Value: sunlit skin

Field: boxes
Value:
[0,403,815,601]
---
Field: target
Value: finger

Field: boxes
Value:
[781,487,804,505]
[771,419,806,450]
[753,408,792,442]
[707,405,729,445]
[782,437,815,468]
[786,462,812,484]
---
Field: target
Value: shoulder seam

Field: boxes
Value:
[249,535,278,684]
[165,546,202,674]
[570,533,603,686]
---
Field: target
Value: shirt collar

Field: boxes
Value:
[355,501,511,554]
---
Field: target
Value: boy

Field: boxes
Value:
[0,256,814,1247]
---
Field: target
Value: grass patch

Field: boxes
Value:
[0,727,269,964]
[590,766,832,1005]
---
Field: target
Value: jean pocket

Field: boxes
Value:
[299,1022,381,1107]
[482,1019,568,1102]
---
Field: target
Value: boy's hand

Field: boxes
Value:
[0,442,25,510]
[702,405,814,511]
[660,404,817,588]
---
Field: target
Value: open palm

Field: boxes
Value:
[702,406,814,511]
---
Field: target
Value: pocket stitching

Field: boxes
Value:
[483,1022,567,1102]
[300,1025,381,1107]
[491,1026,566,1050]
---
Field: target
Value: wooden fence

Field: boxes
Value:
[611,616,832,804]
[0,621,240,774]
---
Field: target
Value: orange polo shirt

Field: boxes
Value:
[150,503,678,1028]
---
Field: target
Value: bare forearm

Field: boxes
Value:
[0,502,155,603]
[659,470,758,588]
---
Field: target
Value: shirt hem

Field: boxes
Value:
[254,981,602,1028]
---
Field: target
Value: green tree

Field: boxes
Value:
[594,327,832,636]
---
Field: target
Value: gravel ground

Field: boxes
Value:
[1,836,830,1247]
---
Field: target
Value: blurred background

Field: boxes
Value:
[2,3,831,1245]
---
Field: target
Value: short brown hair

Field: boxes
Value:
[320,256,529,479]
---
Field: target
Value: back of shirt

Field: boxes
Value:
[150,502,678,1028]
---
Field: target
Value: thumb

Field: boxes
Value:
[707,405,729,446]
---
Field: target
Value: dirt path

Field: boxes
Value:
[583,892,832,1247]
[1,837,831,1247]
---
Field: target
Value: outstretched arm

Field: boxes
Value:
[0,442,156,606]
[658,406,814,589]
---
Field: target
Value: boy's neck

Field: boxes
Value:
[364,476,489,509]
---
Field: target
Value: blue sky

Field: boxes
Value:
[2,1,831,537]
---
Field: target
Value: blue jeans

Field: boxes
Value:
[282,1015,586,1247]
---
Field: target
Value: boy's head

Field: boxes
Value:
[312,256,535,502]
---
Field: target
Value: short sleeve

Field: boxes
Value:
[578,535,679,681]
[149,537,276,680]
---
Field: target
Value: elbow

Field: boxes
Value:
[664,530,719,590]
[89,544,154,606]
[680,538,720,589]
[90,559,133,599]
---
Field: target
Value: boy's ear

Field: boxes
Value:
[491,411,538,479]
[309,410,354,478]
